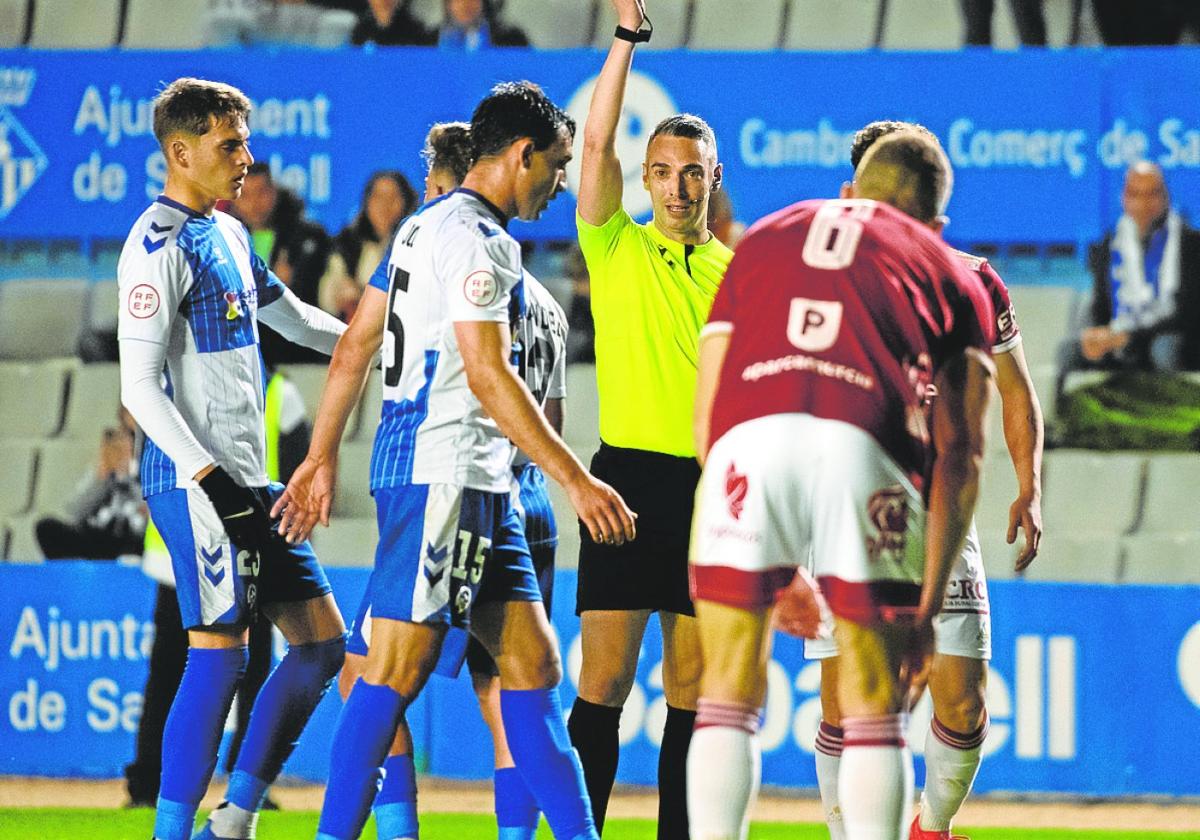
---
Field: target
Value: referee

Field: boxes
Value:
[568,2,733,837]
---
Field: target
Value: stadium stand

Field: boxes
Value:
[308,517,377,567]
[1121,534,1200,584]
[31,438,100,516]
[58,363,122,443]
[0,441,38,520]
[690,0,787,50]
[593,0,691,50]
[0,361,68,438]
[0,0,28,47]
[784,0,880,51]
[407,0,443,28]
[1023,532,1123,582]
[1041,450,1146,538]
[28,0,122,49]
[0,279,89,360]
[504,0,596,47]
[122,0,210,49]
[331,442,376,518]
[1138,453,1200,533]
[879,0,964,50]
[3,513,41,562]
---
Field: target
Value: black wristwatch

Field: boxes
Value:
[615,13,653,43]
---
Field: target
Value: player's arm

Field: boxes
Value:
[994,342,1044,570]
[693,326,731,465]
[921,347,995,625]
[257,286,347,356]
[272,285,385,542]
[577,0,646,226]
[456,320,636,545]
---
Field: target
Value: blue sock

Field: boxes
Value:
[500,688,597,840]
[495,766,539,840]
[154,646,248,840]
[316,680,407,840]
[227,634,346,811]
[374,753,419,839]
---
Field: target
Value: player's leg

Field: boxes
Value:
[569,608,651,829]
[686,600,773,840]
[658,610,701,840]
[146,488,252,840]
[834,617,917,840]
[815,654,848,840]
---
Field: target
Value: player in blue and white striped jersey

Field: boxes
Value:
[117,78,348,840]
[274,82,634,840]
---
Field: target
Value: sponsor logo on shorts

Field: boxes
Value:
[865,486,908,564]
[725,462,748,520]
[128,284,161,319]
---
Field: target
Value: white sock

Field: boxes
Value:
[814,720,846,840]
[208,801,259,839]
[686,699,761,840]
[839,715,914,840]
[919,714,988,832]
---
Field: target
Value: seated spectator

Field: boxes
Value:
[1074,162,1200,372]
[351,0,436,45]
[319,170,418,321]
[707,188,745,248]
[230,162,333,364]
[36,415,145,560]
[437,0,529,49]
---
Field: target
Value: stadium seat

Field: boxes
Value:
[4,514,42,562]
[32,439,100,516]
[690,0,786,49]
[879,0,963,50]
[974,452,1021,537]
[1022,533,1121,583]
[350,373,383,443]
[1120,534,1200,585]
[29,0,121,48]
[408,0,443,27]
[1007,285,1076,372]
[0,278,88,359]
[0,441,38,518]
[123,0,209,48]
[0,0,28,46]
[59,362,121,442]
[332,443,376,518]
[784,0,879,50]
[593,0,690,49]
[309,518,377,568]
[1139,454,1200,534]
[83,279,119,337]
[1041,450,1145,537]
[563,364,599,453]
[504,0,596,47]
[1043,0,1082,46]
[0,362,68,438]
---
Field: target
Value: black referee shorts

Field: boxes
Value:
[576,442,701,617]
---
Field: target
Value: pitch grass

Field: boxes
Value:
[2,810,1199,840]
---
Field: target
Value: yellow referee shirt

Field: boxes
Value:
[578,208,733,458]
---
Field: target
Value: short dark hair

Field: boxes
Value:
[469,81,575,161]
[849,120,938,171]
[153,77,251,147]
[648,113,717,156]
[422,122,473,184]
[854,131,953,223]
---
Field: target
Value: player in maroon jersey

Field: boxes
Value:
[686,132,996,840]
[796,121,1045,840]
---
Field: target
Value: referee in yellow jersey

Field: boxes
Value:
[567,2,733,837]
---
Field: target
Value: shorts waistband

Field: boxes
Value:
[597,440,699,468]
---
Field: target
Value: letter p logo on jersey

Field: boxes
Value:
[786,298,842,352]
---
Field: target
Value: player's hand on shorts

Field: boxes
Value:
[199,465,273,552]
[1008,490,1042,571]
[271,456,336,545]
[568,472,637,546]
[771,567,827,640]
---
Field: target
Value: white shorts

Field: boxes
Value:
[690,414,925,624]
[804,521,992,661]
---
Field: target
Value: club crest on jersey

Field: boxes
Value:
[128,284,161,319]
[224,291,244,320]
[865,486,908,564]
[787,298,843,352]
[725,462,749,520]
[463,270,499,307]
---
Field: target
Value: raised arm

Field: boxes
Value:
[272,285,385,542]
[576,0,647,226]
[993,343,1044,570]
[456,320,636,545]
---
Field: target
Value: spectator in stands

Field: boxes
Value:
[437,0,530,49]
[961,0,1047,45]
[707,188,745,248]
[350,0,436,45]
[230,162,333,363]
[1073,161,1200,372]
[35,412,146,560]
[564,244,595,364]
[319,170,418,321]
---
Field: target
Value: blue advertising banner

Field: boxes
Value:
[2,49,1200,245]
[2,562,1199,796]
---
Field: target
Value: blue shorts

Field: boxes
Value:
[513,463,557,548]
[147,483,331,631]
[347,483,540,653]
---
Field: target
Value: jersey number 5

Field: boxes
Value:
[383,268,409,388]
[801,200,875,270]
